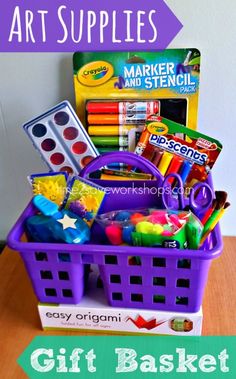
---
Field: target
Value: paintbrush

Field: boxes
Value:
[201,191,227,226]
[200,202,230,245]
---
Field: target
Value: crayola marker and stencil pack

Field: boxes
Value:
[73,49,201,155]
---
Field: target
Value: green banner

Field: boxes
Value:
[18,336,236,378]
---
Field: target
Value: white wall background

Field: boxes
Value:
[0,0,235,239]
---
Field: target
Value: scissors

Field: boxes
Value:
[162,173,214,217]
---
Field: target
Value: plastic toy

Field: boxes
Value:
[26,195,91,244]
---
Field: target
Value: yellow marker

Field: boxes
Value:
[100,174,144,181]
[88,125,142,136]
[158,152,173,176]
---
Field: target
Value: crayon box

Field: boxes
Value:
[73,49,201,155]
[38,267,203,336]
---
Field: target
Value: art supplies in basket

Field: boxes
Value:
[7,194,223,310]
[96,208,203,249]
[23,101,99,175]
[29,172,68,206]
[26,195,91,244]
[134,115,223,185]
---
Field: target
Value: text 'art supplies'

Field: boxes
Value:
[23,101,99,175]
[135,115,222,185]
[96,208,203,249]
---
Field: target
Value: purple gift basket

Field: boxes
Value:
[7,153,223,312]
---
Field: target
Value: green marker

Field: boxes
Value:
[91,136,128,147]
[98,147,128,154]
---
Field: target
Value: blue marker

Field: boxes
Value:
[179,160,192,184]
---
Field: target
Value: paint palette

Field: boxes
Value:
[23,101,99,175]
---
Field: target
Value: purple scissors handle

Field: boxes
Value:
[162,173,214,217]
[189,182,214,216]
[162,173,185,210]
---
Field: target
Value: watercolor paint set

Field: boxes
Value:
[73,49,201,158]
[23,101,99,175]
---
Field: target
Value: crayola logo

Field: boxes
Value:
[78,61,114,86]
[147,122,169,136]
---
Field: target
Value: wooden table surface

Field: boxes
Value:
[1,237,236,378]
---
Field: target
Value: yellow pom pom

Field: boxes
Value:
[152,224,164,235]
[136,221,154,234]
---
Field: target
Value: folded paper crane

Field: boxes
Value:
[126,315,166,330]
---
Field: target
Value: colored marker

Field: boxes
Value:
[166,156,183,176]
[88,113,149,125]
[134,129,150,156]
[166,156,184,184]
[101,169,152,180]
[91,136,128,146]
[151,149,164,167]
[90,169,152,181]
[86,101,159,114]
[158,152,173,176]
[179,160,193,184]
[98,147,128,154]
[88,125,144,136]
[107,164,127,170]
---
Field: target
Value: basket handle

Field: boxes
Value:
[80,152,164,181]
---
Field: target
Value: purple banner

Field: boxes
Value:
[0,0,182,52]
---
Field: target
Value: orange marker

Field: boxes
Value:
[134,129,151,156]
[88,113,148,125]
[166,155,184,184]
